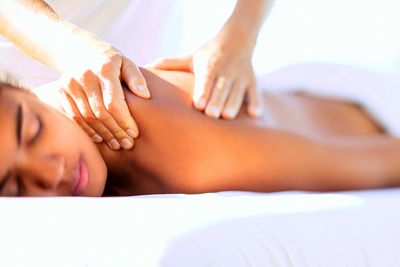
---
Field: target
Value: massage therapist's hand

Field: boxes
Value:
[57,44,150,151]
[0,0,150,151]
[151,30,263,120]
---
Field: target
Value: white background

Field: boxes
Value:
[181,0,400,76]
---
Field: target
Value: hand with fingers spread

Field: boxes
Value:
[151,0,274,120]
[57,47,150,151]
[151,33,262,119]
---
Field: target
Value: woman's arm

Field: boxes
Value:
[174,122,400,193]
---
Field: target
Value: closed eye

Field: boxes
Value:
[27,115,42,146]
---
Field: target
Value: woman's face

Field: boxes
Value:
[0,84,107,197]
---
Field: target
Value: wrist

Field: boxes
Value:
[47,20,114,72]
[216,22,257,56]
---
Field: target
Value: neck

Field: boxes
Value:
[96,142,167,196]
[96,143,130,196]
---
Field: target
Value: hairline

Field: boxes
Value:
[0,71,23,89]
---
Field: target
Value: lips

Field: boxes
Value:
[71,155,89,196]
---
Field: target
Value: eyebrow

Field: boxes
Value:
[16,104,22,146]
[0,170,11,194]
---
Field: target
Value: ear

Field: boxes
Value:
[31,80,64,111]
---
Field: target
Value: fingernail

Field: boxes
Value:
[250,106,263,117]
[206,106,220,118]
[137,84,147,91]
[223,108,235,119]
[199,98,206,107]
[121,138,133,150]
[127,128,138,138]
[195,98,206,109]
[137,84,150,97]
[92,134,103,143]
[109,139,121,150]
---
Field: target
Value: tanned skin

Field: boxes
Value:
[99,69,400,196]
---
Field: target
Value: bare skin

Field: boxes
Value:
[99,69,400,196]
[0,0,273,150]
[152,0,274,118]
[1,68,399,197]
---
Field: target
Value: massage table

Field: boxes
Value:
[1,189,400,267]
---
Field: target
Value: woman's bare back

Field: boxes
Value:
[101,69,398,196]
[142,68,382,135]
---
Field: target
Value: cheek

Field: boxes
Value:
[65,119,108,196]
[83,135,108,196]
[47,111,107,196]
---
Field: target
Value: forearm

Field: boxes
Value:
[310,136,400,190]
[0,0,109,72]
[253,132,400,191]
[221,0,275,49]
[194,126,400,193]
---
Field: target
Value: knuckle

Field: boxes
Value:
[96,109,111,122]
[207,57,219,69]
[100,61,114,76]
[71,114,84,124]
[66,77,79,90]
[100,56,122,74]
[109,51,122,61]
[79,107,95,119]
[81,112,97,123]
[213,90,228,103]
[105,101,124,116]
[82,126,96,136]
[80,69,96,84]
[100,132,115,142]
[215,82,226,92]
[113,129,127,138]
[204,70,214,80]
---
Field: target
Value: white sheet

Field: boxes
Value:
[1,189,400,267]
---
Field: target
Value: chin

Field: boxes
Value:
[86,157,107,197]
[79,139,108,197]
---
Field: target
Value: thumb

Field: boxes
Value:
[121,57,151,99]
[148,57,192,71]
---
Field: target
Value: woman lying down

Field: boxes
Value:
[0,65,400,197]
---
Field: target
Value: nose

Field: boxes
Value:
[17,154,65,191]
